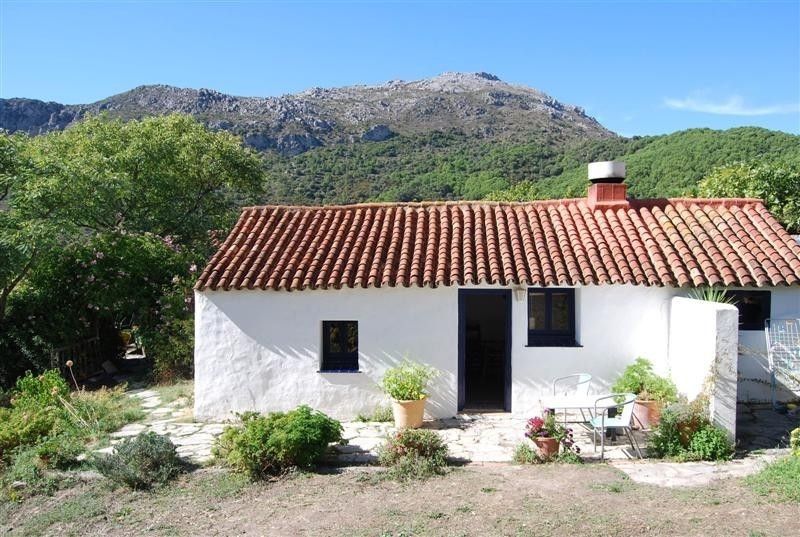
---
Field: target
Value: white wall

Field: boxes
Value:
[506,284,679,417]
[194,286,459,421]
[195,283,684,421]
[668,297,739,441]
[735,288,800,402]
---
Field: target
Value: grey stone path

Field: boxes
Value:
[98,388,225,463]
[100,390,794,488]
[334,412,644,463]
[611,449,786,487]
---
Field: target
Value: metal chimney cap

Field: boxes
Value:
[588,161,626,184]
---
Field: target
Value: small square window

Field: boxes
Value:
[728,290,771,331]
[321,321,359,371]
[527,288,577,347]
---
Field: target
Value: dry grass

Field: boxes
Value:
[2,463,798,536]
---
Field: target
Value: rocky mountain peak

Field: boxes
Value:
[0,72,614,155]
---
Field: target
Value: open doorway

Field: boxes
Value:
[458,290,511,412]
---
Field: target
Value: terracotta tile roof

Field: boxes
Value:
[195,198,800,291]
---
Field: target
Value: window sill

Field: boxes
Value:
[318,369,361,374]
[525,343,583,348]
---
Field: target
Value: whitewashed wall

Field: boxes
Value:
[195,284,685,421]
[506,284,680,416]
[194,286,459,421]
[668,297,739,441]
[735,288,800,402]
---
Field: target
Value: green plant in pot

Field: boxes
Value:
[380,360,438,428]
[612,357,679,429]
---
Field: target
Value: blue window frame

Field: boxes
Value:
[321,320,359,371]
[527,288,577,347]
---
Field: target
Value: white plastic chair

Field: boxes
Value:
[590,393,642,461]
[552,373,592,422]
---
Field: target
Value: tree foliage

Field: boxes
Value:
[698,161,800,233]
[0,114,263,386]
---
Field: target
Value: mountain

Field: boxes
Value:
[0,72,613,156]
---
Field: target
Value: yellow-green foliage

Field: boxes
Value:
[0,370,144,497]
[380,360,438,401]
[213,406,343,479]
[791,427,800,457]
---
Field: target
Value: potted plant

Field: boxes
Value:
[380,360,438,428]
[612,357,678,429]
[524,413,578,460]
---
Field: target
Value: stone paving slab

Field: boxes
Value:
[611,449,786,487]
[332,413,644,463]
[102,390,795,488]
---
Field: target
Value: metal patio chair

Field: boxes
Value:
[551,373,593,422]
[590,393,642,461]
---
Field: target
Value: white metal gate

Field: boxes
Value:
[765,318,800,408]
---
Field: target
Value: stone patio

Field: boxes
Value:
[98,390,797,489]
[333,411,645,463]
[97,388,225,463]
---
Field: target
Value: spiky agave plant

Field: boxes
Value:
[688,287,737,305]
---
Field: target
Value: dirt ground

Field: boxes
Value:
[2,463,795,537]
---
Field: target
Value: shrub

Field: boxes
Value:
[612,357,678,404]
[10,370,70,411]
[35,434,85,469]
[688,425,734,461]
[791,427,800,456]
[648,402,732,461]
[3,447,62,498]
[377,429,448,480]
[380,360,438,401]
[0,406,61,460]
[92,432,184,489]
[213,406,343,479]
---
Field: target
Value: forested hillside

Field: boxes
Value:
[260,126,800,205]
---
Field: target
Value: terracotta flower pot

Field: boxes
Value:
[392,398,426,428]
[633,400,662,430]
[531,437,560,460]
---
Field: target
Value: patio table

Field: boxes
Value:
[539,395,617,425]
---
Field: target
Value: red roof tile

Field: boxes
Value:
[195,198,800,291]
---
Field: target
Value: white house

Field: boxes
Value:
[193,162,800,422]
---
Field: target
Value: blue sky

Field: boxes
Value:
[1,0,798,136]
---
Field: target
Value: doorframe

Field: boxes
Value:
[457,288,512,412]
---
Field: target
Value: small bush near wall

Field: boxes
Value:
[92,432,185,490]
[213,406,343,479]
[648,401,733,461]
[791,427,800,457]
[377,429,449,481]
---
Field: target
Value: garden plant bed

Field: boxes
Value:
[2,464,798,537]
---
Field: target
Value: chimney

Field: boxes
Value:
[587,161,628,210]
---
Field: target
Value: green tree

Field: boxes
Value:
[0,114,263,384]
[17,114,263,244]
[698,161,800,233]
